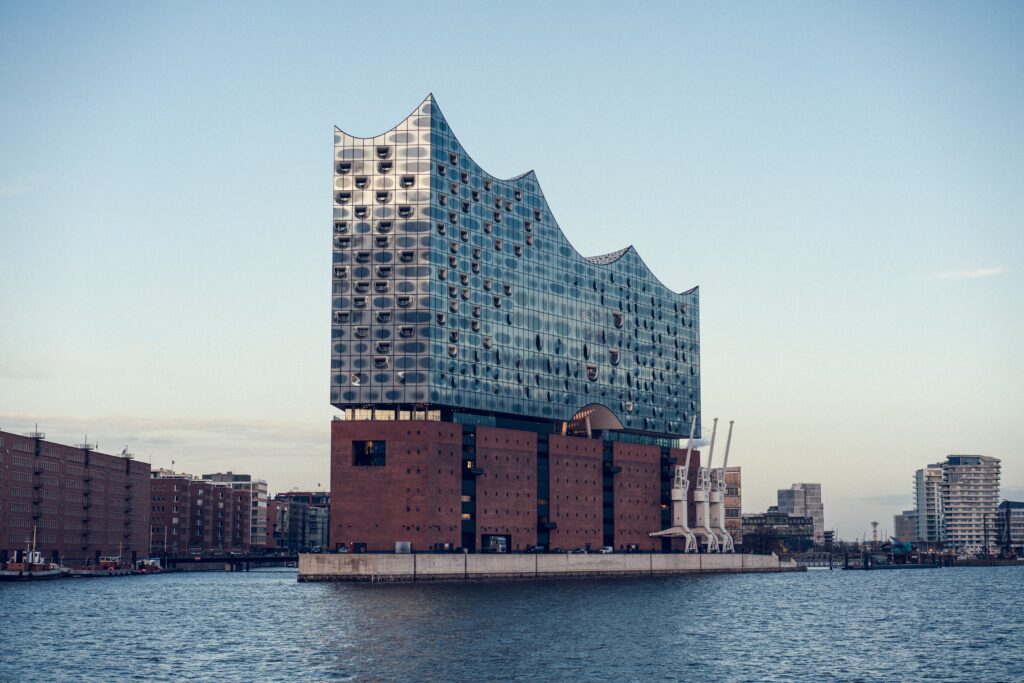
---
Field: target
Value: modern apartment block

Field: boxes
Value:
[724,466,742,545]
[914,463,944,545]
[150,469,257,555]
[940,455,1000,553]
[777,483,824,545]
[202,472,269,548]
[329,96,705,553]
[0,429,150,564]
[996,501,1024,555]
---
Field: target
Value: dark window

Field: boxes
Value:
[353,440,386,467]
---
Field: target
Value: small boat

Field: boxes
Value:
[0,531,63,581]
[67,557,134,577]
[133,558,163,574]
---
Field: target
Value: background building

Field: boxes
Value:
[741,508,814,555]
[893,510,918,543]
[273,491,330,552]
[724,466,742,546]
[151,469,269,556]
[940,455,1001,554]
[0,429,150,564]
[996,500,1024,555]
[777,483,824,545]
[202,472,269,548]
[329,97,706,553]
[914,463,943,545]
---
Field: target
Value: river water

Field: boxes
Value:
[1,565,1021,682]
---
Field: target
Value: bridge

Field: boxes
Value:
[161,555,298,572]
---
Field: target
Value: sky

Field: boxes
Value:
[1,1,1021,539]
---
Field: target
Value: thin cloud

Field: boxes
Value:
[922,267,1007,281]
[0,183,35,197]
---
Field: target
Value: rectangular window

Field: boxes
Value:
[352,440,386,467]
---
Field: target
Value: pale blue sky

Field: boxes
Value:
[1,1,1021,538]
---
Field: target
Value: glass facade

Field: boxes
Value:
[331,96,700,438]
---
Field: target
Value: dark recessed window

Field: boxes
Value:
[336,162,352,174]
[449,211,458,224]
[376,311,391,323]
[373,356,389,369]
[471,319,480,331]
[353,440,386,467]
[355,176,369,189]
[398,206,413,218]
[333,266,348,279]
[399,326,415,338]
[336,192,351,204]
[449,255,459,267]
[460,273,469,285]
[334,236,350,248]
[374,236,390,248]
[450,330,460,342]
[460,171,469,183]
[494,238,503,251]
[354,206,368,219]
[447,344,458,357]
[354,326,369,338]
[483,336,493,349]
[472,305,481,318]
[376,265,392,277]
[437,164,446,176]
[503,283,512,295]
[353,296,367,308]
[471,262,480,274]
[483,278,492,291]
[484,179,492,191]
[514,189,522,201]
[514,245,523,256]
[376,146,391,160]
[460,229,469,241]
[399,250,415,263]
[439,194,448,206]
[356,251,370,263]
[333,311,350,323]
[397,296,411,307]
[437,223,446,235]
[438,268,447,281]
[400,175,415,188]
[472,190,480,201]
[378,160,393,174]
[375,341,391,354]
[376,191,391,204]
[334,221,348,234]
[377,221,392,233]
[483,222,492,234]
[354,281,370,293]
[374,281,389,293]
[449,152,459,165]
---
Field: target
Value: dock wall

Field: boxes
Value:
[297,552,801,582]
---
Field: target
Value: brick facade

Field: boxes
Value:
[330,420,462,552]
[474,427,536,551]
[611,442,662,551]
[0,430,150,564]
[547,435,603,551]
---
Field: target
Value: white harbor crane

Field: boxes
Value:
[649,415,700,552]
[692,418,722,552]
[708,420,736,553]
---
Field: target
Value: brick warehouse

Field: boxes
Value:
[0,429,150,564]
[329,97,707,553]
[331,420,701,552]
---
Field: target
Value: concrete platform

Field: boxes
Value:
[297,552,802,582]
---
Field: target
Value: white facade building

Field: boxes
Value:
[914,464,944,544]
[940,455,1000,554]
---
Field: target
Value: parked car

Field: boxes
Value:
[570,547,588,554]
[598,546,613,554]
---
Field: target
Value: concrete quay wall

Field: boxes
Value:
[298,552,801,582]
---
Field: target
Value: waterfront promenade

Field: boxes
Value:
[298,551,800,582]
